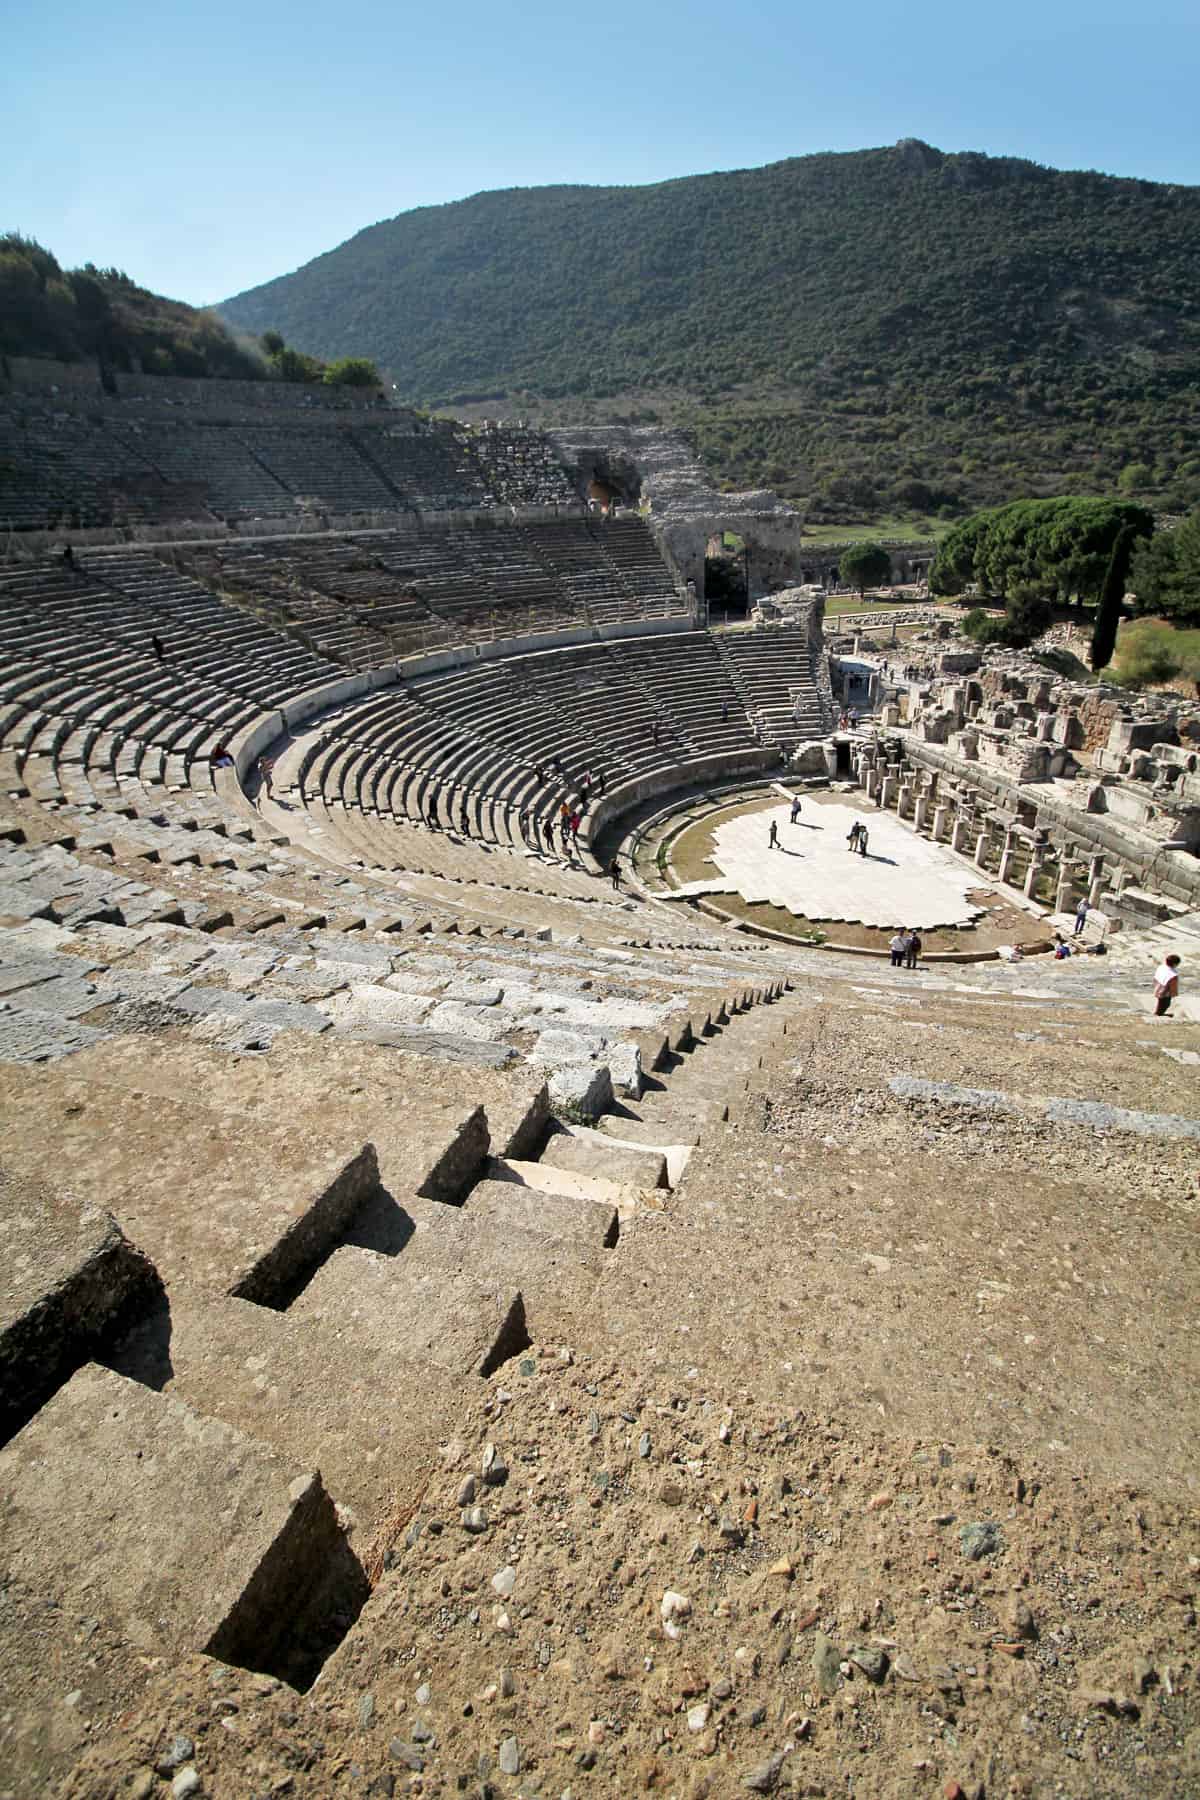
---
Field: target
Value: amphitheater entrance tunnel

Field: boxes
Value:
[704,531,749,616]
[572,448,643,512]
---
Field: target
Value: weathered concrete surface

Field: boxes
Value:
[107,1287,484,1528]
[3,1030,543,1207]
[540,1123,668,1190]
[889,1073,1200,1141]
[464,1175,619,1252]
[0,1169,159,1445]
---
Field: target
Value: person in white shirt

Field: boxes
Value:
[1154,955,1181,1017]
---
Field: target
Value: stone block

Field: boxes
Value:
[549,1060,613,1120]
[0,1364,366,1689]
[0,1169,159,1445]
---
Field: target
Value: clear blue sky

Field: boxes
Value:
[4,0,1198,307]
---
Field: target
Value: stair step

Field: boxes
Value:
[465,1176,619,1251]
[107,1283,487,1528]
[542,1121,670,1190]
[289,1243,526,1378]
[0,1364,366,1699]
[596,1108,707,1148]
[488,1154,645,1213]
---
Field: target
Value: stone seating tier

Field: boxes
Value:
[0,403,584,530]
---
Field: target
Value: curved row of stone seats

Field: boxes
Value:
[184,542,400,669]
[715,625,827,740]
[364,428,494,510]
[1,401,585,533]
[280,630,794,880]
[282,706,614,906]
[602,517,685,603]
[235,425,401,513]
[184,535,449,659]
[104,416,295,520]
[0,410,168,530]
[0,554,345,803]
[177,519,681,657]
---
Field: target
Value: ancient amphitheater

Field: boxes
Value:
[0,369,1198,1800]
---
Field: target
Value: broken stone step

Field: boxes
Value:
[0,1364,367,1722]
[596,1109,706,1148]
[0,1168,159,1447]
[465,1175,618,1251]
[541,1121,669,1190]
[487,1154,646,1215]
[0,1062,378,1301]
[289,1244,527,1378]
[107,1287,477,1529]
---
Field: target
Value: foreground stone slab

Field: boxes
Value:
[540,1122,669,1190]
[0,1064,378,1299]
[0,1169,158,1445]
[108,1287,483,1528]
[290,1245,528,1378]
[0,1365,366,1693]
[464,1176,619,1252]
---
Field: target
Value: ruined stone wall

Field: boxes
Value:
[1076,691,1126,755]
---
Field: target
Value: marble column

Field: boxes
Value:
[1056,859,1077,913]
[1088,854,1106,907]
[997,829,1016,886]
[1023,851,1045,899]
[932,803,950,842]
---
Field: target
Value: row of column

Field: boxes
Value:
[851,740,1109,909]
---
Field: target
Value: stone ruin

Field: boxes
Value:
[856,652,1200,920]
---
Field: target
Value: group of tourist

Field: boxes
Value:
[888,927,923,969]
[836,708,860,730]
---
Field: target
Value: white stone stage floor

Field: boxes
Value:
[682,800,988,930]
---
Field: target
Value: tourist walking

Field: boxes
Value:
[889,929,906,968]
[768,819,779,850]
[904,928,922,970]
[1074,897,1090,938]
[857,824,869,857]
[257,755,274,797]
[609,856,623,891]
[789,795,802,824]
[846,821,862,853]
[1154,954,1182,1017]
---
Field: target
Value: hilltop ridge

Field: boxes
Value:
[218,140,1200,521]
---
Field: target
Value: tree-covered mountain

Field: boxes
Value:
[0,236,382,387]
[218,141,1200,524]
[0,234,265,379]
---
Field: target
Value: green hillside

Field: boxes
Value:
[218,140,1200,524]
[0,234,265,380]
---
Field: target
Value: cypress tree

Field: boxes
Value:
[1089,525,1135,671]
